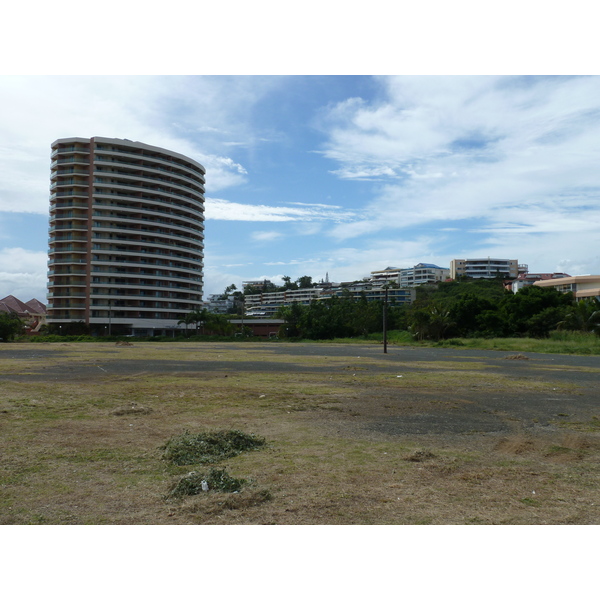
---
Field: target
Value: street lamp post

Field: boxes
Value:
[383,285,388,354]
[108,298,112,336]
[240,299,245,336]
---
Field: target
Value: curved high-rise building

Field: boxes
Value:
[47,137,205,336]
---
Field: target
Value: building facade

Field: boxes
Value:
[244,287,323,317]
[204,294,236,314]
[399,263,450,287]
[509,272,570,294]
[323,282,416,304]
[47,137,205,336]
[244,281,416,318]
[533,275,600,300]
[450,258,524,280]
[369,267,403,285]
[0,295,47,333]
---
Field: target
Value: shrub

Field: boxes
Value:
[162,429,266,465]
[168,467,247,498]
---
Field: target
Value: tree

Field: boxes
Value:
[276,302,304,338]
[186,308,210,334]
[526,306,568,338]
[296,275,313,289]
[281,276,297,291]
[205,313,234,336]
[407,304,453,341]
[0,313,24,341]
[450,293,500,337]
[558,298,600,334]
[501,286,572,336]
[178,311,200,336]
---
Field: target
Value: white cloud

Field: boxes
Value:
[0,248,48,301]
[320,76,600,253]
[0,76,283,214]
[205,197,356,222]
[251,231,284,242]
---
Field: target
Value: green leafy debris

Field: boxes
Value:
[162,429,266,466]
[168,467,247,497]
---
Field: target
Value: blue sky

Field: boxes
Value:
[1,74,600,301]
[2,72,600,301]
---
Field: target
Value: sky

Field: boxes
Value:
[1,2,599,305]
[1,74,600,302]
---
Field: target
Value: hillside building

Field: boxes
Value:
[244,287,323,317]
[399,263,450,287]
[204,294,236,314]
[370,264,450,287]
[533,275,600,300]
[369,267,403,284]
[509,272,571,293]
[450,258,525,280]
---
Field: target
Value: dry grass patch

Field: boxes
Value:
[111,403,153,416]
[1,341,599,524]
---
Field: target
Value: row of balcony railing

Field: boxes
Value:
[51,146,90,156]
[92,178,202,205]
[95,157,204,187]
[89,228,204,251]
[94,166,204,196]
[49,268,201,283]
[48,291,201,302]
[92,211,204,234]
[48,244,203,263]
[93,145,204,178]
[51,151,204,193]
[51,186,205,214]
[48,308,197,318]
[95,197,203,220]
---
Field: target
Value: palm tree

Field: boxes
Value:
[179,308,210,335]
[558,298,600,333]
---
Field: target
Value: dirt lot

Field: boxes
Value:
[1,341,599,524]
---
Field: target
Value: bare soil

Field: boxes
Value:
[1,341,599,524]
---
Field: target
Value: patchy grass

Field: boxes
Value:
[0,342,598,524]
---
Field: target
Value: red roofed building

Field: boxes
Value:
[0,295,47,333]
[508,272,571,293]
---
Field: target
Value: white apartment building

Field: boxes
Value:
[47,137,205,336]
[369,267,403,285]
[205,294,235,314]
[450,258,524,280]
[399,263,450,287]
[244,287,323,317]
[370,264,450,288]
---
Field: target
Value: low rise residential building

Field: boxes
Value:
[509,272,570,294]
[369,267,403,285]
[228,318,284,338]
[0,295,47,332]
[204,294,236,314]
[399,263,449,287]
[450,258,525,280]
[320,281,416,304]
[242,279,274,293]
[243,278,416,317]
[533,275,600,300]
[244,287,323,317]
